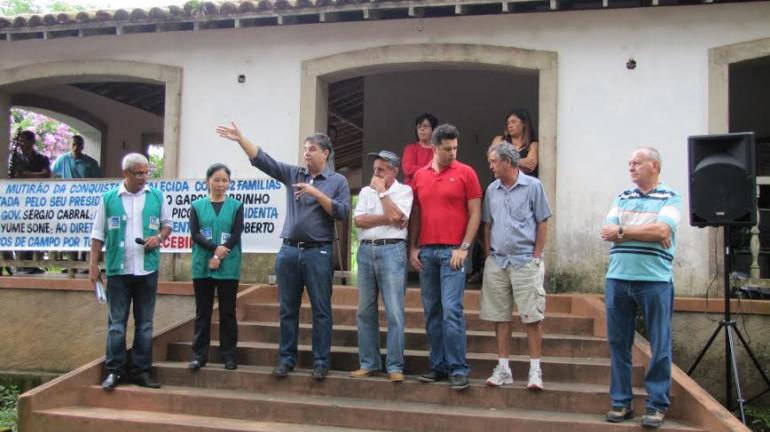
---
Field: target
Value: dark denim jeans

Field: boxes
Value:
[105,272,158,376]
[419,245,470,377]
[356,242,407,373]
[275,243,334,368]
[605,278,674,411]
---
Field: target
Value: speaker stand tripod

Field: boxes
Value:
[687,225,770,424]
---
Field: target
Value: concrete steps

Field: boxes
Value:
[34,406,383,432]
[165,340,641,385]
[72,384,702,432]
[18,285,735,431]
[215,321,610,357]
[241,303,596,335]
[153,362,651,413]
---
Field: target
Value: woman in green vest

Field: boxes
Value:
[189,163,244,371]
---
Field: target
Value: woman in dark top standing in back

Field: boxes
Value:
[189,163,244,371]
[491,109,539,177]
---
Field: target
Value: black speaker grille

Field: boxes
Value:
[688,132,756,227]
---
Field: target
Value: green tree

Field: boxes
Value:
[148,152,164,179]
[0,0,41,15]
[49,1,89,12]
[0,0,97,16]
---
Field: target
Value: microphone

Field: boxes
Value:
[135,237,146,245]
[295,168,308,201]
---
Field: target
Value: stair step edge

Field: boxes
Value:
[37,406,384,432]
[76,388,702,431]
[153,361,648,395]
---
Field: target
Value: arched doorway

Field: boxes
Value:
[299,44,558,276]
[0,60,182,178]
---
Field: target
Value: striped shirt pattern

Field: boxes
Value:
[605,183,682,282]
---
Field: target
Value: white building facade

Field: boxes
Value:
[1,0,769,295]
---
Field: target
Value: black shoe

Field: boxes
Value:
[272,363,294,378]
[312,365,329,381]
[132,372,161,388]
[449,375,470,390]
[224,359,237,370]
[188,359,205,371]
[418,370,448,383]
[101,373,120,391]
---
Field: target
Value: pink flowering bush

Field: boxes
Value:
[9,108,78,160]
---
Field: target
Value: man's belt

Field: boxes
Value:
[359,238,405,246]
[283,239,332,248]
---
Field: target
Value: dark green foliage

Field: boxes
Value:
[0,384,19,432]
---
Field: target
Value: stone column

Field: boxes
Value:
[0,92,10,178]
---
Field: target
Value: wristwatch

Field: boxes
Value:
[533,257,543,266]
[460,242,471,251]
[378,191,389,199]
[617,225,625,240]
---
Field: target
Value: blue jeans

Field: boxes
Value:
[275,243,334,368]
[605,278,674,412]
[105,272,158,376]
[419,245,469,376]
[356,242,407,373]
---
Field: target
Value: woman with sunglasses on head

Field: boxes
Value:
[491,109,539,178]
[189,163,244,371]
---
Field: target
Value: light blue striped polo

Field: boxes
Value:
[605,183,682,282]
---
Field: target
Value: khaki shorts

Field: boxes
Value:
[480,257,546,324]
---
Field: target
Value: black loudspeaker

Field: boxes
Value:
[688,132,756,227]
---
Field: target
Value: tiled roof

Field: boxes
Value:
[0,0,753,41]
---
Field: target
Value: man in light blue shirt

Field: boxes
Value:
[480,142,552,391]
[52,135,101,179]
[600,147,681,429]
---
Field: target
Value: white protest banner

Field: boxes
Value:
[0,178,285,253]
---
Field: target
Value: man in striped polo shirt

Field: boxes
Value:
[600,147,682,429]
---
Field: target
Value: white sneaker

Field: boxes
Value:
[485,365,513,387]
[527,369,543,391]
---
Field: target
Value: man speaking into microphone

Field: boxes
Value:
[217,122,350,381]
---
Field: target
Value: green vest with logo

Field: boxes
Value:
[102,186,163,276]
[191,197,242,280]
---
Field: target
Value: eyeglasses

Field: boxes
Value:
[129,170,149,178]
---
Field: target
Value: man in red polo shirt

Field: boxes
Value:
[409,123,482,390]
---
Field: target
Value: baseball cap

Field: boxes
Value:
[367,150,400,167]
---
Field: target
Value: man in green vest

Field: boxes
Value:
[89,153,172,391]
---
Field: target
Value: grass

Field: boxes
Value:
[348,195,359,286]
[744,406,770,432]
[0,384,19,432]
